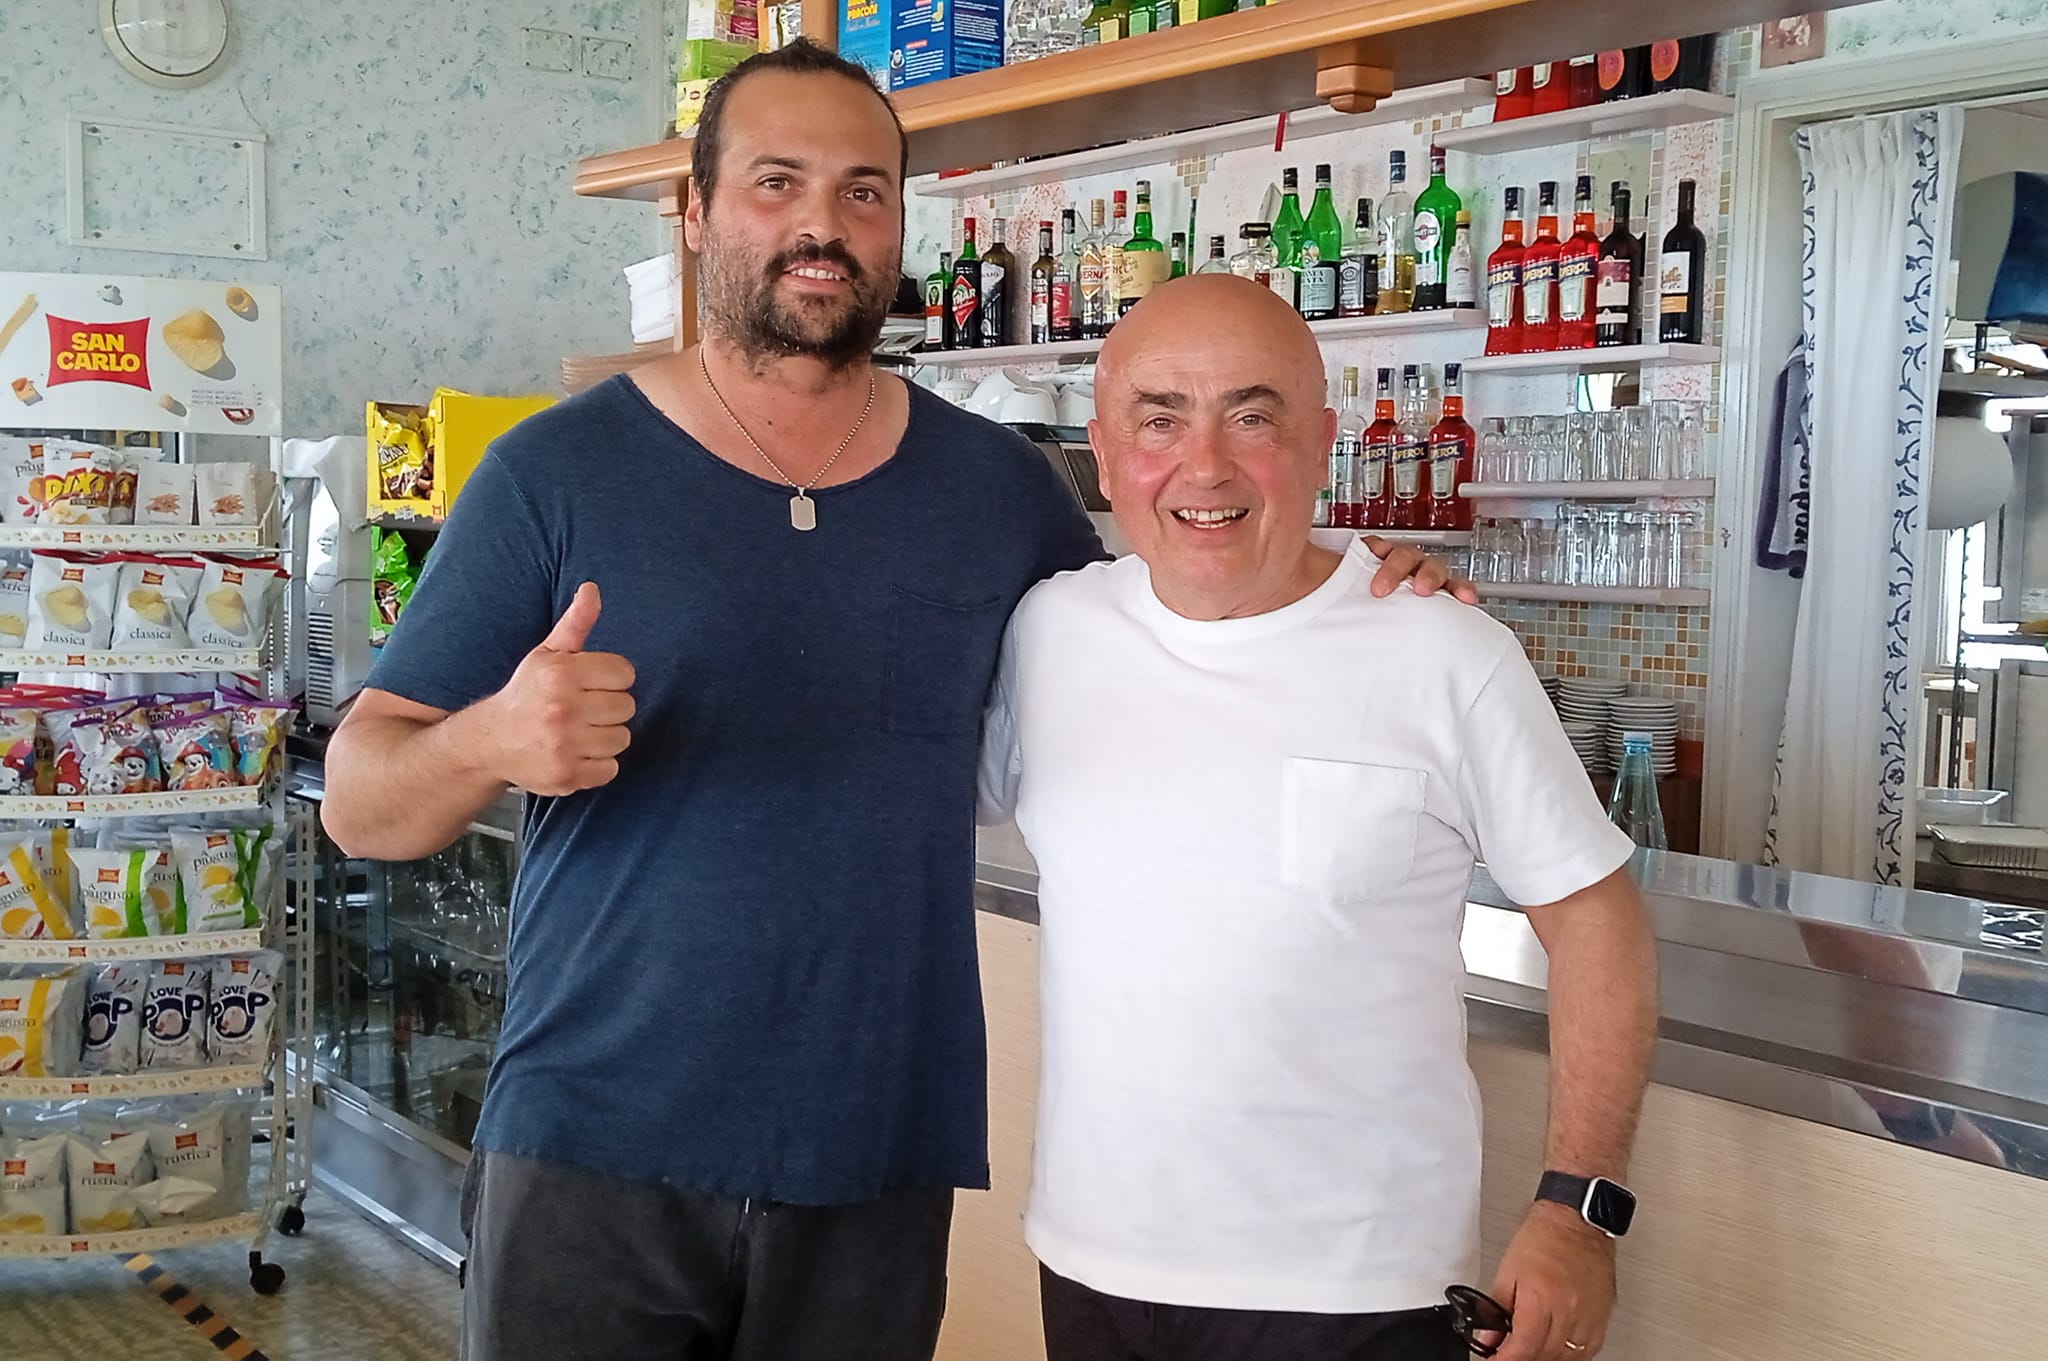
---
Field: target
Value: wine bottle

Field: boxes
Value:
[1596,185,1643,348]
[1659,179,1706,345]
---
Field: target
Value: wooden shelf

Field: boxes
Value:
[576,0,1861,200]
[914,307,1485,366]
[1461,478,1716,499]
[1434,88,1734,156]
[1460,342,1722,375]
[1475,582,1709,606]
[915,80,1492,200]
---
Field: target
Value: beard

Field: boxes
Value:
[699,224,898,371]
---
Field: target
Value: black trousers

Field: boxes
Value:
[1040,1265,1467,1361]
[461,1150,953,1361]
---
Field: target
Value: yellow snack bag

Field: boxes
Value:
[0,835,74,939]
[0,1134,68,1236]
[65,1132,152,1234]
[71,846,171,938]
[0,971,85,1077]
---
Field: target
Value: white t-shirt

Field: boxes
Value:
[980,530,1635,1315]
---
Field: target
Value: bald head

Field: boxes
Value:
[1097,275,1327,415]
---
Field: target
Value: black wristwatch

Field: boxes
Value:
[1535,1171,1637,1238]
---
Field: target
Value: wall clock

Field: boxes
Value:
[100,0,232,89]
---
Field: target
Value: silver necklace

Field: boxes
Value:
[699,349,876,532]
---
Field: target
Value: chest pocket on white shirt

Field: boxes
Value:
[1279,758,1426,901]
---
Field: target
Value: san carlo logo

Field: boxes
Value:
[46,315,152,391]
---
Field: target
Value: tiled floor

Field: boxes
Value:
[0,1200,460,1361]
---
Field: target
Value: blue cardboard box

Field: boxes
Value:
[890,0,1003,91]
[839,0,890,91]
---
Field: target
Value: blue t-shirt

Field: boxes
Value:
[366,376,1101,1203]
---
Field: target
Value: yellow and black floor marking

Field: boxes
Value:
[122,1253,271,1360]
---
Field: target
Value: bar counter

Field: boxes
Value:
[945,827,2048,1360]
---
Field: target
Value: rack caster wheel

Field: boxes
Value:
[251,1261,287,1295]
[278,1205,305,1236]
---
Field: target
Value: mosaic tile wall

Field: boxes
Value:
[1493,602,1712,741]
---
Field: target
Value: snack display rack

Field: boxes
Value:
[0,271,313,1296]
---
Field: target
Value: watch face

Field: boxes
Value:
[1587,1178,1637,1236]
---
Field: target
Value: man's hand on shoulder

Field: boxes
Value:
[1480,1200,1617,1361]
[1362,537,1483,605]
[478,582,637,795]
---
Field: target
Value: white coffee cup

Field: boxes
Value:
[998,387,1059,425]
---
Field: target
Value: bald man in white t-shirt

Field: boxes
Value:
[980,275,1659,1361]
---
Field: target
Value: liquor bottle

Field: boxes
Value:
[1337,199,1376,317]
[1650,34,1717,93]
[1081,0,1129,45]
[1329,367,1365,528]
[1230,221,1277,289]
[1484,187,1526,356]
[1300,164,1344,321]
[1392,364,1429,530]
[1170,232,1188,279]
[982,217,1017,347]
[950,219,984,350]
[1659,178,1707,344]
[1106,190,1131,326]
[1557,175,1601,350]
[1119,181,1169,316]
[1030,223,1058,345]
[1530,60,1569,115]
[1377,151,1414,314]
[1054,208,1081,341]
[1079,199,1111,339]
[1410,146,1461,311]
[1493,67,1533,122]
[1360,367,1400,529]
[1607,733,1669,849]
[1597,46,1651,101]
[1567,54,1600,107]
[925,251,953,349]
[1519,181,1562,352]
[1447,211,1478,310]
[1151,0,1177,32]
[1597,184,1643,348]
[1196,234,1231,275]
[1126,0,1154,36]
[1426,362,1476,532]
[1270,168,1306,309]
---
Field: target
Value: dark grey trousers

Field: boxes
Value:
[461,1151,954,1361]
[1040,1265,1467,1361]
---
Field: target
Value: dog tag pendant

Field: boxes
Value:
[790,493,817,531]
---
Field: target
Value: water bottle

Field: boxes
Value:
[1606,731,1667,850]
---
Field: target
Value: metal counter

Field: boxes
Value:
[975,828,2048,1182]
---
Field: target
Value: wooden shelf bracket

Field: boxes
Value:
[1315,42,1394,115]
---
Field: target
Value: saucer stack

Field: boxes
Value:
[1605,696,1680,776]
[1557,677,1628,772]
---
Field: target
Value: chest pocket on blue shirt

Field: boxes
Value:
[884,585,1008,737]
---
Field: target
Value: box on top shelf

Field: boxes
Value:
[677,38,754,131]
[891,0,1003,91]
[839,0,889,92]
[366,390,554,522]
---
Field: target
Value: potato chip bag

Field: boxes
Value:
[68,706,161,796]
[25,552,119,650]
[65,1131,151,1233]
[172,827,267,932]
[195,463,259,526]
[111,556,203,652]
[142,1105,244,1222]
[0,708,36,797]
[205,952,280,1066]
[79,963,145,1074]
[227,702,292,786]
[139,962,207,1069]
[38,443,124,526]
[71,848,172,939]
[158,712,237,792]
[0,1133,67,1235]
[132,1175,217,1227]
[135,462,194,526]
[0,437,44,526]
[0,561,30,650]
[0,971,85,1076]
[188,558,282,650]
[0,835,74,940]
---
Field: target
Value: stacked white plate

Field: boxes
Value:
[1605,696,1680,775]
[1559,720,1605,772]
[1556,678,1627,769]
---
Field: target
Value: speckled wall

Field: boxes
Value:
[1823,0,2048,58]
[0,2,677,437]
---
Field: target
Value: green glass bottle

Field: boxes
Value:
[1271,167,1305,309]
[1118,179,1170,315]
[1410,144,1462,311]
[1299,163,1344,321]
[1081,0,1130,44]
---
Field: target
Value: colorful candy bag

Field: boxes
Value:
[0,708,36,797]
[157,711,237,791]
[71,706,162,796]
[227,701,291,786]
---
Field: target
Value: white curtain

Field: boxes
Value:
[1764,106,1964,885]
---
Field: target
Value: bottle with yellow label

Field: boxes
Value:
[1117,181,1171,316]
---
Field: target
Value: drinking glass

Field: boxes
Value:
[1665,509,1699,588]
[1556,505,1592,586]
[1478,417,1509,483]
[1534,416,1567,483]
[1592,508,1627,588]
[1504,416,1532,483]
[1496,517,1529,583]
[1593,410,1625,482]
[1651,400,1685,480]
[1565,412,1595,483]
[1626,510,1661,588]
[1620,406,1654,481]
[1520,518,1552,584]
[1680,402,1707,480]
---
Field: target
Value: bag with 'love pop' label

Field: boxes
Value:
[80,963,145,1075]
[139,962,208,1069]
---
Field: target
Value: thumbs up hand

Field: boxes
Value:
[488,583,637,796]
